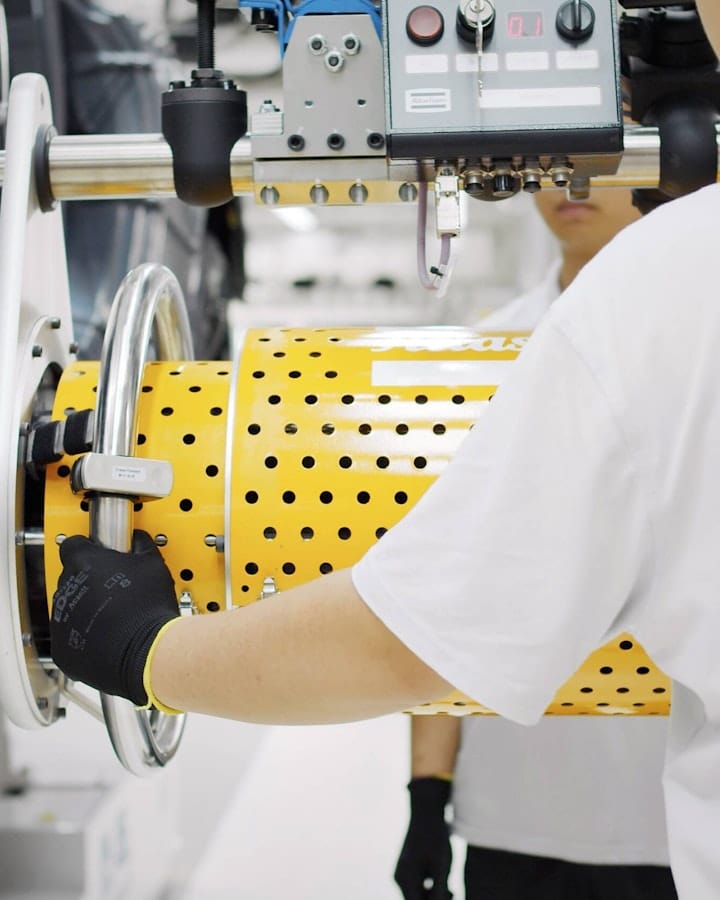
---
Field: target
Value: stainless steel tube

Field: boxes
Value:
[0,133,254,200]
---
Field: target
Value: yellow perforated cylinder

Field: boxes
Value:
[44,327,670,716]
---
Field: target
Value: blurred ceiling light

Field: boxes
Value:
[270,207,320,233]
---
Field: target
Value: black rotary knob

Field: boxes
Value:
[556,0,595,42]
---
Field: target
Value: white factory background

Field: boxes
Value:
[0,2,557,897]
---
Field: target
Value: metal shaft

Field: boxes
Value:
[0,127,718,200]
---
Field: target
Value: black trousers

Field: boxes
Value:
[465,845,678,900]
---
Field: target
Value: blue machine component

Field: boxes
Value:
[237,0,381,54]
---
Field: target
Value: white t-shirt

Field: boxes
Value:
[353,183,720,898]
[453,258,670,865]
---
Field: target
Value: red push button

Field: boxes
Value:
[406,5,445,46]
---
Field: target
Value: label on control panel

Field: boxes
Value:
[477,86,602,109]
[405,88,452,113]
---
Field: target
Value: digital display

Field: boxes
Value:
[507,11,543,38]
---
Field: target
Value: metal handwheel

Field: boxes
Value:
[89,263,192,773]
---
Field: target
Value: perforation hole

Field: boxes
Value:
[636,666,650,674]
[305,395,318,405]
[341,394,354,405]
[248,423,261,435]
[376,456,390,469]
[245,491,259,504]
[599,666,613,674]
[309,351,322,358]
[264,527,277,540]
[339,456,352,469]
[616,687,629,694]
[273,351,286,358]
[319,491,333,504]
[396,424,408,435]
[265,456,278,469]
[357,491,370,504]
[57,465,70,478]
[161,407,174,416]
[268,395,281,405]
[580,687,593,693]
[245,562,259,575]
[137,434,147,445]
[183,434,196,445]
[358,423,372,435]
[206,465,219,477]
[452,394,465,405]
[619,639,634,650]
[301,456,315,469]
[179,498,193,512]
[338,527,351,540]
[394,491,408,505]
[282,490,296,504]
[134,502,143,513]
[325,371,338,379]
[282,562,296,574]
[378,394,391,405]
[413,457,427,469]
[189,385,202,393]
[142,385,153,393]
[180,569,193,581]
[319,562,333,574]
[415,394,428,405]
[433,424,446,435]
[217,370,229,376]
[289,371,302,379]
[80,500,89,512]
[321,423,335,435]
[653,687,667,694]
[375,527,387,539]
[285,423,298,434]
[301,526,314,540]
[210,407,223,416]
[252,371,265,379]
[206,601,220,612]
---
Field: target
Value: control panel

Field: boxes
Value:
[384,0,623,191]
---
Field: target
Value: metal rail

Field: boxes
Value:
[0,127,718,200]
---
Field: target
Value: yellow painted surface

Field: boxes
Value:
[45,328,670,716]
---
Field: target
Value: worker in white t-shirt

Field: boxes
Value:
[50,4,720,896]
[393,188,678,900]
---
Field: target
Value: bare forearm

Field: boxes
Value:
[410,715,461,778]
[149,568,453,724]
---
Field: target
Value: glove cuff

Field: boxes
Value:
[407,776,452,815]
[139,617,184,714]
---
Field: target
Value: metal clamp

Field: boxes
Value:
[90,263,193,775]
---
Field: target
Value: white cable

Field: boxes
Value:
[416,182,454,294]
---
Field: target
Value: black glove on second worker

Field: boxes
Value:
[394,776,453,900]
[51,530,180,707]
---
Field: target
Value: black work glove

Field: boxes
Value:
[394,777,453,900]
[51,529,180,706]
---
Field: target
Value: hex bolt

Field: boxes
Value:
[399,182,419,202]
[55,534,66,544]
[349,183,368,204]
[154,533,168,547]
[308,33,327,55]
[49,317,61,329]
[21,632,32,647]
[325,50,344,72]
[287,133,306,152]
[310,184,330,205]
[260,185,280,205]
[69,342,79,355]
[32,345,43,358]
[36,697,49,710]
[342,33,361,54]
